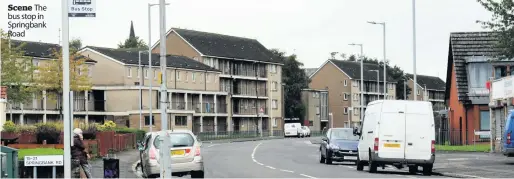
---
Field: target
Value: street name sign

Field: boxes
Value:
[24,155,64,166]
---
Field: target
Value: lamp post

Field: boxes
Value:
[148,3,170,133]
[61,0,72,177]
[138,51,144,130]
[412,0,418,101]
[367,21,387,99]
[370,70,379,97]
[349,43,364,124]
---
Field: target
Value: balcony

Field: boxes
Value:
[217,103,227,113]
[170,102,187,110]
[233,106,268,115]
[202,102,215,113]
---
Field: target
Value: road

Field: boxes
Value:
[198,138,447,178]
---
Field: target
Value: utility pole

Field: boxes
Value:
[367,21,387,99]
[158,0,172,178]
[148,3,154,132]
[61,0,72,177]
[139,51,143,130]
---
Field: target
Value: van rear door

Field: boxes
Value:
[404,102,434,161]
[378,101,406,159]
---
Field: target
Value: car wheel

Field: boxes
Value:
[368,152,377,173]
[191,171,205,178]
[325,150,333,164]
[319,152,326,163]
[422,164,433,176]
[356,155,364,171]
[409,166,417,174]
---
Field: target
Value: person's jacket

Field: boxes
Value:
[71,135,87,164]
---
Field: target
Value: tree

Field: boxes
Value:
[477,0,514,59]
[70,38,82,51]
[117,36,148,49]
[0,30,38,107]
[271,49,310,120]
[36,48,92,118]
[341,53,411,100]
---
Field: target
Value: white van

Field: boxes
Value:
[354,100,435,176]
[284,123,302,137]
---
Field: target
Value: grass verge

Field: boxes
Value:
[436,144,490,152]
[18,148,64,160]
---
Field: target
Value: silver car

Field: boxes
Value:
[140,130,204,178]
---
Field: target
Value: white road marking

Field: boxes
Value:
[447,158,469,161]
[300,173,317,178]
[280,169,294,173]
[266,166,276,169]
[207,144,220,148]
[251,142,263,159]
[345,166,355,169]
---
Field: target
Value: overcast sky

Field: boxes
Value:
[1,0,492,81]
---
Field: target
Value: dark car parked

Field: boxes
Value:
[320,128,359,164]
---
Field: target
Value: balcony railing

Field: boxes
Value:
[234,106,268,115]
[170,102,187,110]
[217,103,227,113]
[202,102,215,113]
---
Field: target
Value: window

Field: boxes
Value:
[272,100,278,109]
[354,108,359,115]
[127,67,132,77]
[417,89,420,95]
[353,80,358,87]
[343,93,348,101]
[343,107,348,114]
[353,94,359,101]
[144,69,149,79]
[136,68,140,78]
[272,82,278,91]
[480,110,490,139]
[185,72,189,81]
[344,80,347,86]
[177,71,181,81]
[206,74,210,82]
[175,116,187,126]
[270,65,277,73]
[312,92,316,98]
[273,118,277,127]
[144,116,155,126]
[153,70,157,79]
[316,106,320,114]
[467,62,493,89]
[192,72,196,82]
[88,65,93,77]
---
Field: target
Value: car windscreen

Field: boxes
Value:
[153,133,195,148]
[331,129,359,141]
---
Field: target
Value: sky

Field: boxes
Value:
[1,0,492,82]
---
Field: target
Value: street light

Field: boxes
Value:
[148,3,170,133]
[367,21,387,100]
[412,0,418,101]
[369,70,379,97]
[349,43,364,127]
[138,51,144,130]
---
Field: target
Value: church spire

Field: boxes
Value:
[129,21,135,39]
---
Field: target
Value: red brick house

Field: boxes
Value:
[445,32,514,145]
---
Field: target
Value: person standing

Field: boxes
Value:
[71,128,92,178]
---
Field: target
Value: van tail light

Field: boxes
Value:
[431,140,435,154]
[373,138,379,151]
[185,149,191,154]
[507,132,512,144]
[149,147,157,160]
[195,146,201,156]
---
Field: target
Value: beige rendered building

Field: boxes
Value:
[309,59,396,128]
[301,89,329,131]
[405,74,446,111]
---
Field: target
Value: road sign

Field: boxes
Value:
[0,86,6,99]
[24,155,64,166]
[68,0,96,17]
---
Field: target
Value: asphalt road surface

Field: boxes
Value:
[197,138,448,178]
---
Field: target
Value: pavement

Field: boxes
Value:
[89,149,140,178]
[99,137,514,178]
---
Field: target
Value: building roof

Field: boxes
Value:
[406,74,446,91]
[8,40,96,63]
[170,28,282,64]
[84,46,219,72]
[329,59,395,82]
[303,68,317,77]
[445,31,499,102]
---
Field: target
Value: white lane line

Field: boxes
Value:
[280,169,294,173]
[266,166,276,169]
[345,166,355,169]
[251,142,263,159]
[300,173,317,178]
[207,144,220,148]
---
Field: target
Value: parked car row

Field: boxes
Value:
[284,123,311,138]
[319,100,436,176]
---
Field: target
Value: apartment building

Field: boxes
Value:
[6,40,97,125]
[405,74,446,111]
[301,89,329,131]
[77,46,229,133]
[150,28,284,133]
[309,59,396,128]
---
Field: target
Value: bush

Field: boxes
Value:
[98,120,116,131]
[81,123,99,140]
[3,121,17,132]
[114,127,145,141]
[18,125,36,133]
[35,122,62,144]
